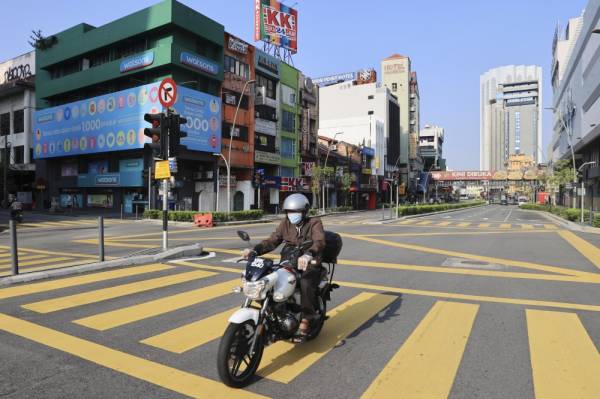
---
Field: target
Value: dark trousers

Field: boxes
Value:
[300,266,322,317]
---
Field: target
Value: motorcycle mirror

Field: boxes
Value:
[237,230,250,242]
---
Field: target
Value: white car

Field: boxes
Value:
[518,197,528,206]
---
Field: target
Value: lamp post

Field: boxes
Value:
[323,132,342,213]
[226,79,255,214]
[578,161,596,223]
[213,152,229,213]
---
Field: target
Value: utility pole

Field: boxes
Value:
[578,161,596,223]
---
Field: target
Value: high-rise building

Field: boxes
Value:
[480,65,542,171]
[551,13,583,90]
[419,124,445,171]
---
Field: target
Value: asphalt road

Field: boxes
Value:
[0,205,599,398]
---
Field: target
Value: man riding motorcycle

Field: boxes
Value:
[242,193,325,340]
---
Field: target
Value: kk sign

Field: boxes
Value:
[254,0,298,53]
[33,82,222,158]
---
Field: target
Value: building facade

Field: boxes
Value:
[480,65,543,171]
[0,51,36,207]
[34,0,224,213]
[550,0,600,209]
[419,124,445,171]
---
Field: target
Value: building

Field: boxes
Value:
[419,124,445,171]
[409,71,423,175]
[480,65,543,171]
[298,72,319,204]
[33,0,224,213]
[0,51,36,208]
[253,49,280,212]
[550,0,600,209]
[215,32,255,212]
[318,80,398,205]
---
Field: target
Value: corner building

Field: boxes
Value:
[34,0,224,213]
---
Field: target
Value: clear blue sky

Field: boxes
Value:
[0,0,588,169]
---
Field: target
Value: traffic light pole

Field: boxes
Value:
[162,178,168,250]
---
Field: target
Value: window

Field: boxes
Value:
[0,113,9,136]
[515,112,521,154]
[49,58,82,79]
[255,133,276,151]
[368,95,374,100]
[256,74,276,99]
[281,138,296,159]
[281,110,296,132]
[13,110,24,133]
[89,49,110,68]
[224,55,249,79]
[13,146,24,164]
[281,167,295,177]
[222,122,249,141]
[281,84,296,106]
[114,38,146,60]
[391,83,397,92]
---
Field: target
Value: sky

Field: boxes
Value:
[0,0,589,170]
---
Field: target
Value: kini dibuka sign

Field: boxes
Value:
[254,0,298,53]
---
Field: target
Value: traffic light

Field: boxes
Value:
[169,113,188,157]
[144,113,167,160]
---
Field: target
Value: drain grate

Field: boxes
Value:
[442,257,505,270]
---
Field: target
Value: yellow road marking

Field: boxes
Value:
[339,233,595,278]
[3,259,94,274]
[23,270,215,313]
[520,224,534,229]
[361,230,554,237]
[499,223,512,229]
[0,256,73,271]
[437,221,452,226]
[174,260,245,274]
[0,264,173,300]
[170,260,600,312]
[0,252,40,259]
[0,245,100,260]
[142,307,238,353]
[74,279,238,330]
[544,224,558,230]
[415,220,433,226]
[558,230,600,270]
[455,222,471,228]
[339,280,600,312]
[361,301,479,399]
[478,223,491,228]
[0,313,267,399]
[258,292,397,383]
[0,254,47,264]
[201,247,600,284]
[526,309,600,398]
[396,220,416,225]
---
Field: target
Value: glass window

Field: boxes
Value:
[224,55,249,79]
[0,113,9,136]
[281,167,295,177]
[281,110,295,132]
[392,83,397,92]
[256,74,276,99]
[13,146,24,164]
[13,110,24,133]
[281,137,296,159]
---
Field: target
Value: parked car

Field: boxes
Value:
[518,196,529,206]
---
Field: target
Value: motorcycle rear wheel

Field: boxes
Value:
[306,294,327,340]
[217,320,264,388]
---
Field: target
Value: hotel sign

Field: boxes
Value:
[228,37,249,54]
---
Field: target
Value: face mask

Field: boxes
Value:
[287,212,303,225]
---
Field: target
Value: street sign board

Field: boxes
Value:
[155,160,171,179]
[158,78,177,108]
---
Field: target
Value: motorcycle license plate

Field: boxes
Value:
[251,258,265,268]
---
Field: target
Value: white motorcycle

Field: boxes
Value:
[217,230,342,388]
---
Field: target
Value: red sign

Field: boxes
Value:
[158,78,177,108]
[431,171,493,181]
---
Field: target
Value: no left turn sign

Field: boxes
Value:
[158,78,177,108]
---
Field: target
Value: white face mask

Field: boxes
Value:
[287,212,303,225]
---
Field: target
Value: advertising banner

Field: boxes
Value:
[34,82,222,159]
[431,171,493,181]
[255,0,298,53]
[313,72,356,87]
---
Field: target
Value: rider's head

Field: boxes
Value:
[282,193,310,225]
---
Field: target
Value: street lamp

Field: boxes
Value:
[578,161,596,223]
[322,132,342,213]
[212,152,229,213]
[225,79,255,214]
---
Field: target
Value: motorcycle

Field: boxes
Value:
[217,230,342,388]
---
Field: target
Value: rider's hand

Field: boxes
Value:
[242,248,255,260]
[298,254,313,271]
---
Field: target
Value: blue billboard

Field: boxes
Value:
[33,82,221,159]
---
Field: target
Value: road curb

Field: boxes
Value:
[520,208,600,233]
[0,244,203,287]
[380,204,488,223]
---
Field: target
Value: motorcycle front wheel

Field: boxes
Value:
[217,320,264,388]
[307,294,327,340]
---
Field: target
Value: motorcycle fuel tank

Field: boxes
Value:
[272,268,297,302]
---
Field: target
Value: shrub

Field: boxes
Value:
[519,203,599,224]
[143,209,264,223]
[394,201,484,216]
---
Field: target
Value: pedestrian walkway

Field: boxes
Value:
[389,219,558,230]
[0,218,129,231]
[0,259,597,398]
[0,246,99,277]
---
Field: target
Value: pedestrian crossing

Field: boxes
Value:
[0,262,597,398]
[0,246,99,277]
[1,218,128,231]
[390,219,558,230]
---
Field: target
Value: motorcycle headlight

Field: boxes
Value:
[242,278,267,300]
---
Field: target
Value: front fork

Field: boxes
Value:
[249,297,269,356]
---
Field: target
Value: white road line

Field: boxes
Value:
[503,208,513,222]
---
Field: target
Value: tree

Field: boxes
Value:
[341,171,352,206]
[311,165,333,210]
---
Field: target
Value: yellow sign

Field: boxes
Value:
[362,168,372,175]
[399,183,406,195]
[154,160,171,179]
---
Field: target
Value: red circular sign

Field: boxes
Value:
[158,78,177,108]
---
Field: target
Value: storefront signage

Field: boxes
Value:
[180,51,219,75]
[219,175,237,188]
[77,172,143,187]
[1,51,35,84]
[313,72,356,87]
[228,36,249,54]
[255,150,281,164]
[256,53,279,74]
[280,177,306,192]
[255,118,277,136]
[33,82,222,159]
[301,162,314,176]
[361,146,375,157]
[96,174,120,185]
[119,51,154,73]
[261,175,281,189]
